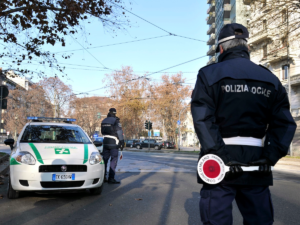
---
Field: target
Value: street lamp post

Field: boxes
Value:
[286,8,293,156]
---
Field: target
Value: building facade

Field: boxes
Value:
[206,0,249,64]
[181,111,199,148]
[245,0,300,155]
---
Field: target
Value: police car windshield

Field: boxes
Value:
[20,125,91,144]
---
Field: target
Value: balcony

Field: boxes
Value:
[223,4,231,18]
[206,12,215,24]
[207,2,215,14]
[290,74,300,86]
[207,23,215,35]
[207,34,215,45]
[207,45,216,56]
[282,74,300,87]
[266,47,288,63]
[207,56,216,65]
[248,30,270,45]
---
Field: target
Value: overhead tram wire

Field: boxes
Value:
[111,2,206,43]
[56,35,170,54]
[142,55,206,79]
[70,36,111,70]
[76,54,207,94]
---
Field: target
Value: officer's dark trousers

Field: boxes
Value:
[102,148,119,179]
[200,184,274,225]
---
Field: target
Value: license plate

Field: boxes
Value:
[52,174,75,181]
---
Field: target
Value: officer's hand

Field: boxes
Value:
[119,140,125,151]
[225,161,248,179]
[249,158,272,175]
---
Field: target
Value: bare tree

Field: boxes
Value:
[37,77,73,117]
[70,96,110,137]
[105,66,149,139]
[4,84,52,138]
[152,73,191,143]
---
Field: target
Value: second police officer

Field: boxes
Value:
[191,23,296,225]
[101,108,125,184]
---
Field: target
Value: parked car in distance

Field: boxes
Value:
[162,141,176,149]
[127,139,140,148]
[135,139,162,150]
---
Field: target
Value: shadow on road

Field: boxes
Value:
[184,192,201,225]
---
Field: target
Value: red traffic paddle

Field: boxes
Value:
[197,154,273,184]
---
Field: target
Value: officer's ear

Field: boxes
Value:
[220,45,224,54]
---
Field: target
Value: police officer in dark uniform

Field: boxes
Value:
[191,23,296,225]
[101,108,125,184]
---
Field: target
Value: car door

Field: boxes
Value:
[150,140,156,148]
[142,140,148,148]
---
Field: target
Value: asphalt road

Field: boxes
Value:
[0,151,299,225]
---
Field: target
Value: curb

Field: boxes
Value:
[0,153,9,176]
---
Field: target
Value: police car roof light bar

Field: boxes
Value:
[197,154,274,185]
[27,117,76,123]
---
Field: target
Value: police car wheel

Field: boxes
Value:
[130,145,133,148]
[7,175,20,199]
[89,183,103,195]
[137,145,141,149]
[154,146,159,150]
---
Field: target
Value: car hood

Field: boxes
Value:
[19,143,96,164]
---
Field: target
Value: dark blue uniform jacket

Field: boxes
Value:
[101,115,124,149]
[191,46,296,185]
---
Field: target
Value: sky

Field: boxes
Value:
[13,0,209,97]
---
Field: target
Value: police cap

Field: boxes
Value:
[109,108,117,114]
[216,23,249,53]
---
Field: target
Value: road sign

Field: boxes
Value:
[0,85,9,99]
[177,120,181,125]
[153,130,160,137]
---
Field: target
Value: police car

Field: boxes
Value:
[5,117,105,199]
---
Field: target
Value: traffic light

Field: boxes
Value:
[175,128,179,134]
[149,121,152,130]
[145,120,149,130]
[97,112,101,119]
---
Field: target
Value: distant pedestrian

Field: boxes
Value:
[191,23,296,225]
[101,108,125,184]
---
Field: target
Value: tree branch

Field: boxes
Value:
[1,6,67,17]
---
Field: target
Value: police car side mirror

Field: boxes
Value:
[4,138,14,150]
[93,141,102,147]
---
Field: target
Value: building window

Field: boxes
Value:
[263,20,267,30]
[282,65,289,80]
[263,45,268,58]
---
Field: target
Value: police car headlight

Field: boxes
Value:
[15,151,36,165]
[89,152,102,165]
